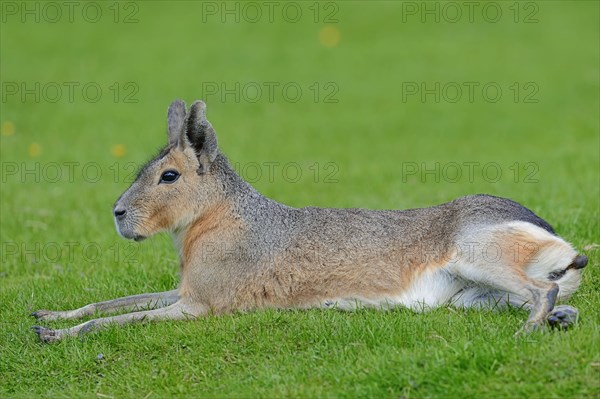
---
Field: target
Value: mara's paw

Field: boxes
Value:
[31,325,60,343]
[547,305,579,330]
[30,310,59,321]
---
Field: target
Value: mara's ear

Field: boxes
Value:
[184,100,219,174]
[167,99,187,146]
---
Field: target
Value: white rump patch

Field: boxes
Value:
[503,221,581,299]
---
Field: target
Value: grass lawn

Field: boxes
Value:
[1,1,599,398]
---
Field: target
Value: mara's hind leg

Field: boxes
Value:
[453,286,578,329]
[452,221,583,333]
[496,279,558,332]
[450,252,560,333]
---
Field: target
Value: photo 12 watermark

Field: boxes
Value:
[1,1,140,24]
[1,161,134,184]
[232,161,339,184]
[400,162,539,184]
[401,82,539,104]
[200,1,339,23]
[1,240,141,265]
[201,81,339,104]
[1,81,140,104]
[400,1,539,24]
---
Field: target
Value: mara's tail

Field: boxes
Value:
[512,222,587,300]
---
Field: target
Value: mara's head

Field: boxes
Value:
[113,100,224,240]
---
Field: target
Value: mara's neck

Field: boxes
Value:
[213,152,291,214]
[171,152,293,261]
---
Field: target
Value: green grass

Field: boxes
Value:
[1,1,599,398]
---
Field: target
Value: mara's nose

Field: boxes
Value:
[114,207,127,220]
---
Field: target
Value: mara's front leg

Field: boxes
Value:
[32,300,207,343]
[31,290,179,321]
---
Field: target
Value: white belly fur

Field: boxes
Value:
[325,266,463,312]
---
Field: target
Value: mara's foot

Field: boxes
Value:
[547,305,579,330]
[30,310,61,321]
[31,326,61,343]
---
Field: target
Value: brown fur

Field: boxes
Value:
[227,241,454,311]
[181,201,233,265]
[493,229,541,269]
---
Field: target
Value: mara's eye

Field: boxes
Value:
[159,170,180,184]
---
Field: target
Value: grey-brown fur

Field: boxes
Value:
[31,100,588,342]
